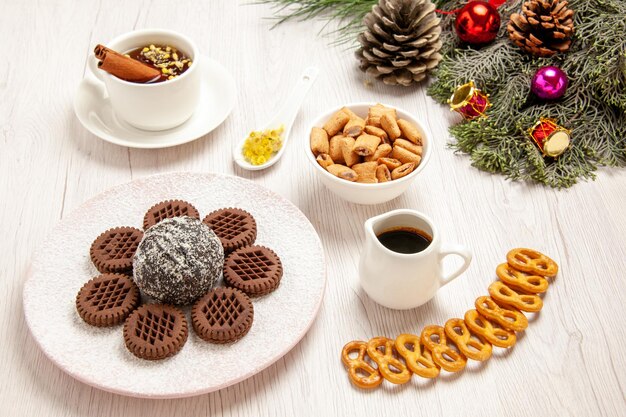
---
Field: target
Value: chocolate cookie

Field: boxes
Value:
[75,273,140,327]
[192,287,254,343]
[143,199,200,230]
[123,304,188,360]
[202,208,257,253]
[90,226,143,273]
[224,245,283,296]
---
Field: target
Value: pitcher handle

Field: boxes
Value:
[438,244,472,287]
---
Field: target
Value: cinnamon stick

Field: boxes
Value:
[94,44,161,83]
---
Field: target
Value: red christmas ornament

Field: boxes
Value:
[528,118,571,157]
[448,80,491,120]
[455,1,502,45]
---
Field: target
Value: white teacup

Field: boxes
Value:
[87,29,201,131]
[359,209,472,310]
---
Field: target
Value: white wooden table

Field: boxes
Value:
[2,1,625,416]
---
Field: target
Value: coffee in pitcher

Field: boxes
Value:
[377,227,432,254]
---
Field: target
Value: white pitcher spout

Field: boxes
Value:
[364,212,390,238]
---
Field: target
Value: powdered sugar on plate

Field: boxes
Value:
[23,172,326,398]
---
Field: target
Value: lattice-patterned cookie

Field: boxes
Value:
[191,287,254,343]
[123,304,188,360]
[203,208,257,253]
[75,273,139,327]
[143,199,200,230]
[90,226,143,273]
[224,245,283,296]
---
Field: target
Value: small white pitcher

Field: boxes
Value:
[359,209,472,310]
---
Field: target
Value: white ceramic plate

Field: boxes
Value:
[23,173,326,398]
[73,57,236,149]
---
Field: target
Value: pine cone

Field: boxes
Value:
[355,0,442,86]
[507,0,575,57]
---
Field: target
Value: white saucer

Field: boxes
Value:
[74,56,236,149]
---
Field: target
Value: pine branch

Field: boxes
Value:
[254,0,376,46]
[256,0,626,187]
[428,0,626,188]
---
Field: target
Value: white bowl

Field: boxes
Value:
[305,103,431,205]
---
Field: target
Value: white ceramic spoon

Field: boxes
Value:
[233,66,319,170]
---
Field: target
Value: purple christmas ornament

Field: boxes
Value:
[531,66,568,100]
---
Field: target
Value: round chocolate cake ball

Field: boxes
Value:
[133,217,224,305]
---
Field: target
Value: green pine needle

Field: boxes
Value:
[256,0,626,188]
[253,0,376,46]
[430,0,626,188]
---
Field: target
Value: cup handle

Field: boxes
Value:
[438,244,472,287]
[87,54,106,82]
